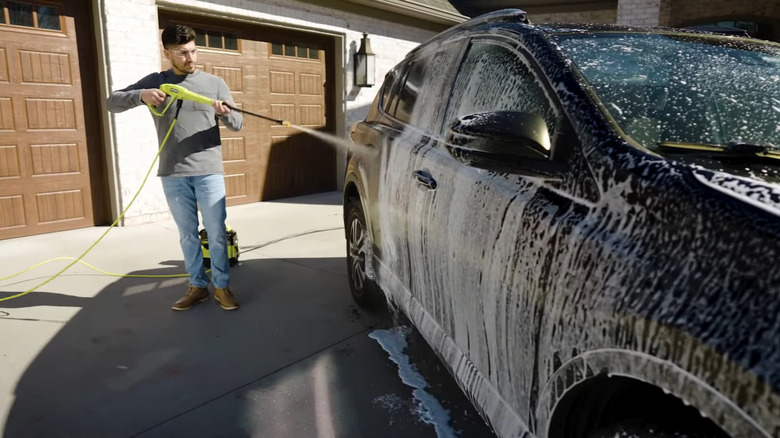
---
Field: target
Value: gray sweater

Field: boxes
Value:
[106,69,243,176]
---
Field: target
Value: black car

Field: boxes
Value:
[344,9,780,438]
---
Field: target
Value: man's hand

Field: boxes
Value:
[213,100,232,117]
[141,88,167,106]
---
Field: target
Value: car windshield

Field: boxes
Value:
[554,32,780,184]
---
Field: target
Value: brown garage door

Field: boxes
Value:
[0,1,104,240]
[159,13,336,205]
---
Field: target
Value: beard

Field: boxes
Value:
[172,58,196,75]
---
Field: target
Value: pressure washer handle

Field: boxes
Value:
[148,83,216,117]
[146,99,176,116]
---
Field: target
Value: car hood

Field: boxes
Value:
[691,166,780,218]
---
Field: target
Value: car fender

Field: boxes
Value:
[343,165,370,228]
[534,344,777,438]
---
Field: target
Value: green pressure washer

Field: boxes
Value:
[200,225,240,268]
[147,84,292,270]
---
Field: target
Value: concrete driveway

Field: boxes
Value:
[0,191,494,438]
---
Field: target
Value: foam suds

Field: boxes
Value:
[369,327,460,438]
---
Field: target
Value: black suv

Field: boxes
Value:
[344,9,780,438]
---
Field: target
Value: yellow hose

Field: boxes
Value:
[0,117,180,302]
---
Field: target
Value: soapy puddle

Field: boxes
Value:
[370,326,461,438]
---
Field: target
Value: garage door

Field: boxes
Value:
[159,13,336,205]
[0,1,104,240]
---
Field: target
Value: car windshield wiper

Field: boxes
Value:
[658,141,780,161]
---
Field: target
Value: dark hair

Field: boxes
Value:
[161,24,196,48]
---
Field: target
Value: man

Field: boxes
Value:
[106,24,243,311]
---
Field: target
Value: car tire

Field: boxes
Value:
[587,417,712,438]
[346,199,385,311]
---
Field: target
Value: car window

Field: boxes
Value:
[444,40,558,155]
[555,33,780,150]
[392,41,464,132]
[382,67,405,117]
[395,61,425,124]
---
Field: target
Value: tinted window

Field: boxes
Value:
[395,61,425,124]
[387,42,463,132]
[379,70,400,115]
[445,41,558,151]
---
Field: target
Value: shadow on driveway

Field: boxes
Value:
[1,255,418,437]
[2,247,496,438]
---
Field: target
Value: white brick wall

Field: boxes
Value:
[103,0,167,225]
[617,0,666,26]
[530,9,617,24]
[101,0,437,225]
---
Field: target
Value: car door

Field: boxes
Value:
[371,39,468,300]
[406,36,599,425]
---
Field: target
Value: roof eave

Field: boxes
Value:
[346,0,469,26]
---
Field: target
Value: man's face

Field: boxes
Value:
[164,41,198,75]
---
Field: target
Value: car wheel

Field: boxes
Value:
[346,199,385,310]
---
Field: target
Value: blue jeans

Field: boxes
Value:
[161,175,229,289]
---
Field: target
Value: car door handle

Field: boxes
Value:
[413,170,438,190]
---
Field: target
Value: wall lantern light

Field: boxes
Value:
[354,32,375,87]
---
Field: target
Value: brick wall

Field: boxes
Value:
[617,0,668,26]
[671,0,780,26]
[100,0,437,224]
[530,9,617,24]
[102,0,167,224]
[617,0,780,27]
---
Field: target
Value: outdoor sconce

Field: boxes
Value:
[354,32,375,87]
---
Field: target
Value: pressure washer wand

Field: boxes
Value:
[155,83,289,126]
[223,103,289,126]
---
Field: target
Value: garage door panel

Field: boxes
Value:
[35,189,86,223]
[25,97,77,129]
[29,142,81,175]
[0,48,8,82]
[300,104,323,126]
[18,50,72,85]
[224,173,248,202]
[221,137,246,162]
[213,66,244,92]
[300,73,322,95]
[0,97,14,129]
[0,195,25,229]
[271,104,295,124]
[0,144,21,177]
[269,70,295,94]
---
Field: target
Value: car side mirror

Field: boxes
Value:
[445,111,553,170]
[448,110,551,156]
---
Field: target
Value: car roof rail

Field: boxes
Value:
[407,8,529,58]
[469,8,529,25]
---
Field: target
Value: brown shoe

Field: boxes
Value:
[214,287,239,310]
[172,285,209,311]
